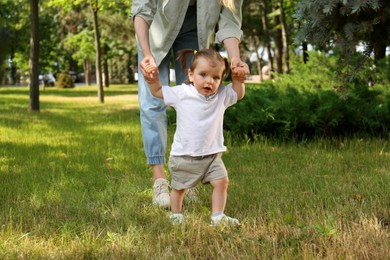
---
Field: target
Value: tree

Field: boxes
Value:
[242,0,296,79]
[268,0,295,75]
[0,0,30,85]
[49,0,133,103]
[260,0,274,74]
[64,29,95,86]
[272,3,283,74]
[99,10,136,84]
[279,0,290,73]
[294,0,390,62]
[81,0,133,102]
[48,0,105,101]
[29,0,39,112]
[89,0,104,102]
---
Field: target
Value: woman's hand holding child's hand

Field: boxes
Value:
[140,56,159,85]
[231,57,249,83]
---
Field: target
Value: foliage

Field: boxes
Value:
[0,0,30,84]
[55,70,75,88]
[0,0,135,85]
[294,0,390,60]
[99,10,137,83]
[39,4,66,75]
[224,53,390,140]
[374,55,390,84]
[64,29,95,66]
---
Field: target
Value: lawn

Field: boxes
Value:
[0,85,389,259]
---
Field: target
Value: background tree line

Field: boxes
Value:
[0,0,389,111]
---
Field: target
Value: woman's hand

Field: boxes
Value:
[231,57,249,83]
[140,55,159,84]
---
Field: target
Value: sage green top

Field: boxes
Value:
[131,0,243,66]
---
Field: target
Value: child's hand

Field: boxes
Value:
[144,68,159,85]
[231,58,249,83]
[231,67,248,83]
[144,63,158,79]
[140,55,159,84]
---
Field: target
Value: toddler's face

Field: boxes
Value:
[188,57,224,97]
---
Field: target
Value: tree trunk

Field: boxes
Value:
[29,0,39,112]
[279,0,290,74]
[103,44,109,87]
[127,49,135,84]
[302,41,309,64]
[90,0,104,103]
[260,0,274,74]
[251,35,262,81]
[372,23,388,62]
[84,59,92,86]
[273,4,283,74]
[11,47,18,85]
[103,59,109,87]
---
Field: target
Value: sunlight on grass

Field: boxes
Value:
[0,85,389,258]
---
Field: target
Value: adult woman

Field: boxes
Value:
[131,0,249,208]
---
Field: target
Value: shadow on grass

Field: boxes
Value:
[0,140,148,231]
[0,104,148,231]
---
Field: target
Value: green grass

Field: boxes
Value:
[0,85,389,259]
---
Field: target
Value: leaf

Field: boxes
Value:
[323,5,332,15]
[351,4,361,14]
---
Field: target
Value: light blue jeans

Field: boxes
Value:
[137,5,198,165]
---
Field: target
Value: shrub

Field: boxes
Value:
[56,71,75,89]
[223,51,390,140]
[224,83,390,140]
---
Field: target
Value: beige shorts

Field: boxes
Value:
[168,153,228,190]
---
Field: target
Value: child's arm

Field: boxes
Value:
[231,67,247,100]
[143,62,163,99]
[147,77,163,99]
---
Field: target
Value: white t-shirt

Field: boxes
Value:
[162,83,237,156]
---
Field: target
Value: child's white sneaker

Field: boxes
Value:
[153,178,170,208]
[211,213,240,227]
[169,213,185,225]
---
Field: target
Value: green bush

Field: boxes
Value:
[224,83,390,140]
[222,51,390,140]
[56,71,75,89]
[375,56,390,85]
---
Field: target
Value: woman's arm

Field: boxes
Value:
[223,37,247,100]
[223,37,249,74]
[134,16,158,81]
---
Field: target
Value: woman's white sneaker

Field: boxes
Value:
[153,178,170,208]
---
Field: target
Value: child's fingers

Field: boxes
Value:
[232,68,247,78]
[231,67,248,83]
[143,63,158,77]
[232,61,250,78]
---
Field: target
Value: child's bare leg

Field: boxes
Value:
[170,188,186,213]
[210,177,229,214]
